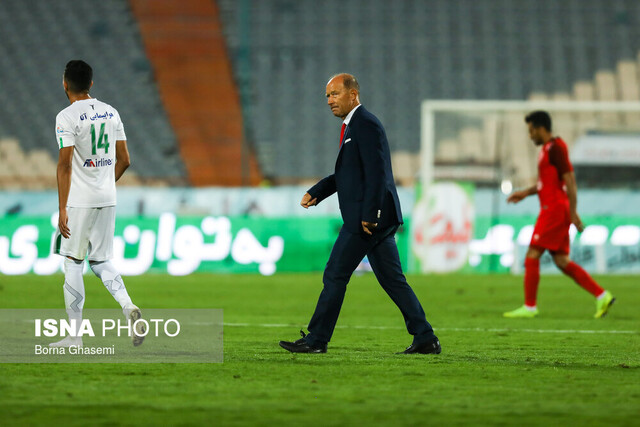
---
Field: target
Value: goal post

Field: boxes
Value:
[412,100,640,274]
[420,100,640,194]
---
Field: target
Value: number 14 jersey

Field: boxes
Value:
[55,98,126,208]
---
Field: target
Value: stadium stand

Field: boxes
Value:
[2,0,640,188]
[429,41,640,189]
[129,0,261,186]
[217,0,640,184]
[0,0,186,187]
[0,137,141,190]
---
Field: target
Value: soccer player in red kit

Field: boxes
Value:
[504,111,615,319]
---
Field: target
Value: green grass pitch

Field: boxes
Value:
[0,272,638,426]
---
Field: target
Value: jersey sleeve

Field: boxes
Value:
[55,112,76,149]
[548,139,573,176]
[115,111,127,141]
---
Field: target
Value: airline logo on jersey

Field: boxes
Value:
[83,158,113,168]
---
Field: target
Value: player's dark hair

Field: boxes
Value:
[64,60,93,93]
[525,110,552,132]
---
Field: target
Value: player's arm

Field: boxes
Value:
[114,140,131,182]
[563,171,584,232]
[507,185,537,204]
[57,146,74,238]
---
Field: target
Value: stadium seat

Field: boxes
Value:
[550,93,578,147]
[435,139,460,163]
[616,60,640,126]
[26,150,56,181]
[617,60,640,101]
[459,128,484,162]
[573,81,597,130]
[481,116,499,162]
[595,71,621,127]
[391,151,418,187]
[0,139,21,158]
[528,93,549,101]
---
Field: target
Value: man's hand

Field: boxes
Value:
[507,190,527,204]
[300,192,318,209]
[362,221,378,235]
[58,208,71,238]
[571,211,585,233]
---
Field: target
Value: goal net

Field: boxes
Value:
[411,100,640,274]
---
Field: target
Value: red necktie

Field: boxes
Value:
[339,123,346,147]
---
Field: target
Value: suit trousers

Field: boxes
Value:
[306,225,436,346]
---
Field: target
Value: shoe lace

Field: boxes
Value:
[299,329,307,339]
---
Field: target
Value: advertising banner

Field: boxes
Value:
[0,214,411,276]
[2,211,637,275]
[409,181,640,274]
[410,182,475,273]
[469,216,640,274]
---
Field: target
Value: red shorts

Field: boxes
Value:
[530,202,571,254]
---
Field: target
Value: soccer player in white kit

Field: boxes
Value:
[50,60,144,348]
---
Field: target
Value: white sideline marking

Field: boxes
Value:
[224,322,638,335]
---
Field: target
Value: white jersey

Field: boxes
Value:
[55,98,126,207]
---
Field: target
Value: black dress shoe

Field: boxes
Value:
[279,331,327,353]
[399,339,441,354]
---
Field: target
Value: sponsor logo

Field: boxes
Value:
[412,182,474,273]
[83,158,113,168]
[56,126,64,134]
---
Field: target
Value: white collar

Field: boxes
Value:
[342,104,361,126]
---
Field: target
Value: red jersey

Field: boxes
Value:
[536,137,573,209]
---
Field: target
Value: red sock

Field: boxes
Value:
[561,262,604,297]
[524,258,540,307]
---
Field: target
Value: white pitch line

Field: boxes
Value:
[440,327,638,335]
[223,322,639,335]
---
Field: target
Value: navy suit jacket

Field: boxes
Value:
[308,105,403,234]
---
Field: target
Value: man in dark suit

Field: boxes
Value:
[279,73,440,355]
